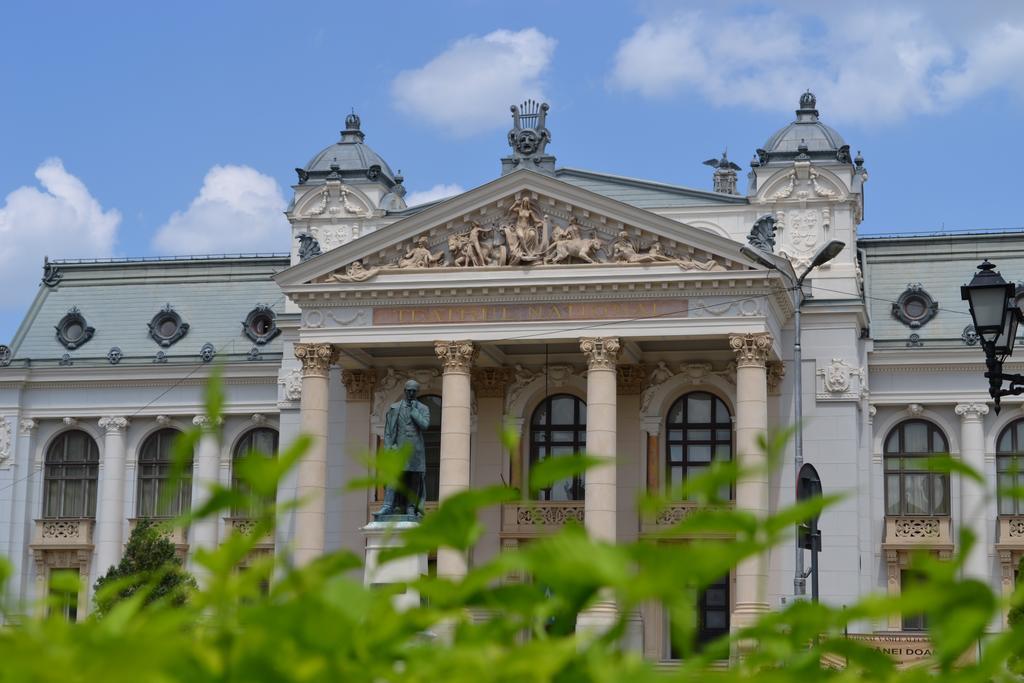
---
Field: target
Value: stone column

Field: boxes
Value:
[190,415,221,581]
[580,337,620,542]
[728,332,773,630]
[642,418,661,493]
[434,341,477,580]
[340,370,375,556]
[293,343,335,566]
[955,402,989,581]
[576,337,623,640]
[11,418,38,601]
[94,417,129,577]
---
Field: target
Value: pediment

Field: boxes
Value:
[276,169,757,288]
[755,163,848,204]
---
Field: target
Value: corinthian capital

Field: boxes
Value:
[955,402,990,421]
[98,416,129,434]
[341,369,377,400]
[579,337,621,370]
[728,332,773,368]
[434,340,477,374]
[294,343,335,377]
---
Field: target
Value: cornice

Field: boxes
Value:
[23,377,274,390]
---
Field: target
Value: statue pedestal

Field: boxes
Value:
[361,518,426,612]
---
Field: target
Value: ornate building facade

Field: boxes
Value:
[0,93,1018,660]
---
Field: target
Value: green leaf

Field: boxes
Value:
[529,451,606,496]
[924,453,985,484]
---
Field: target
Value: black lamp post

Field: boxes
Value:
[961,260,1023,413]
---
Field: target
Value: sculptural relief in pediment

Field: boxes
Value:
[318,195,728,283]
[757,163,845,205]
[296,182,372,220]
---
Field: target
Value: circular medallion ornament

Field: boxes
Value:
[891,284,938,329]
[241,305,280,346]
[55,307,95,350]
[148,304,189,347]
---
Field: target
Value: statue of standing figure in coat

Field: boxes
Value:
[375,379,430,518]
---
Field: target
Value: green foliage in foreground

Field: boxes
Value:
[0,379,1022,682]
[92,518,198,616]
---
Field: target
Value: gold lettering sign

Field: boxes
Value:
[372,299,688,326]
[836,634,977,667]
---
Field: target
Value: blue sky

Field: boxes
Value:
[1,1,1022,342]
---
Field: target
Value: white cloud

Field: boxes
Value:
[392,28,556,136]
[152,165,289,254]
[609,6,1024,125]
[405,183,465,206]
[0,158,120,328]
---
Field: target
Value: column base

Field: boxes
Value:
[576,598,619,642]
[730,602,770,630]
[361,520,427,613]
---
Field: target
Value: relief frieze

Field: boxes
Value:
[315,196,727,283]
[372,299,688,326]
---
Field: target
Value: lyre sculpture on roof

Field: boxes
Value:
[508,99,551,161]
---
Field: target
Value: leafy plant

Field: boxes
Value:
[92,517,197,616]
[0,374,1022,682]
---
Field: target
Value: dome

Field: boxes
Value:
[759,91,850,163]
[298,112,398,185]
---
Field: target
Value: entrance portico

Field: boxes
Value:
[278,169,793,641]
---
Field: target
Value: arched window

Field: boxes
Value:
[136,428,192,518]
[665,392,732,499]
[232,427,279,517]
[530,394,587,501]
[43,430,99,518]
[997,420,1024,515]
[420,395,442,502]
[883,420,949,516]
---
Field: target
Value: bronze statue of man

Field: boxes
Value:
[376,379,430,518]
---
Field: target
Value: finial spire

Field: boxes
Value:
[341,110,365,142]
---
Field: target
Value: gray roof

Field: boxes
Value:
[554,168,748,208]
[302,113,397,185]
[761,92,848,163]
[859,230,1024,348]
[8,255,289,367]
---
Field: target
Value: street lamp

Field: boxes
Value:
[740,239,845,601]
[962,260,1023,413]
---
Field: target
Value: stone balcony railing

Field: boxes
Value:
[500,501,585,537]
[639,501,735,537]
[224,517,274,548]
[996,516,1024,548]
[31,518,94,549]
[881,515,954,552]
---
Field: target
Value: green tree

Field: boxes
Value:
[92,518,197,616]
[1010,557,1024,628]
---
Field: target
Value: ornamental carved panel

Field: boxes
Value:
[316,195,730,283]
